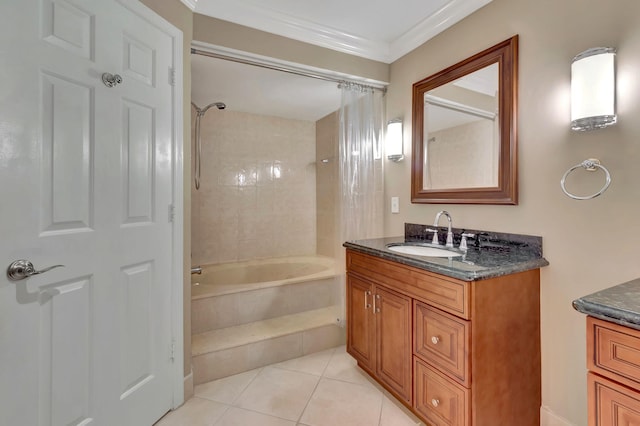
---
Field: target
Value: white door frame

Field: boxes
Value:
[117,0,185,409]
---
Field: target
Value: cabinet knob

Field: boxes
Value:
[431,336,441,345]
[431,398,440,407]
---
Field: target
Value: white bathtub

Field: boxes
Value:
[191,255,338,299]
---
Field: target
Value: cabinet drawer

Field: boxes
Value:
[414,357,470,426]
[414,301,470,386]
[588,372,640,425]
[588,317,640,388]
[346,250,470,319]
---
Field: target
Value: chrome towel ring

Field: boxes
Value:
[560,158,611,200]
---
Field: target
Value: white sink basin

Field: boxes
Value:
[386,244,461,257]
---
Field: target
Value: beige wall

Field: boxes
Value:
[192,13,389,84]
[191,109,317,264]
[138,0,194,393]
[386,0,640,424]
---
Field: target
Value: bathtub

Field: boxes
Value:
[191,255,338,299]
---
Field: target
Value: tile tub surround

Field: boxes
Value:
[191,110,317,266]
[344,225,548,281]
[573,278,640,331]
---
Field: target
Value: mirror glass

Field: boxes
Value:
[412,36,518,204]
[424,64,499,189]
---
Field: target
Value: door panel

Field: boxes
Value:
[122,34,156,87]
[42,0,95,60]
[122,99,154,224]
[40,71,94,233]
[42,276,93,426]
[119,261,155,399]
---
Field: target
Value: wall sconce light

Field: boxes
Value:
[571,47,616,131]
[386,118,404,162]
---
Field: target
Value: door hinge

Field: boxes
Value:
[169,67,176,86]
[168,204,175,222]
[170,341,176,363]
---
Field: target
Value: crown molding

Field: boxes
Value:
[195,1,389,62]
[194,0,492,63]
[179,0,197,12]
[389,0,493,62]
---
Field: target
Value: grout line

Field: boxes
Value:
[296,374,323,425]
[210,403,232,426]
[376,390,385,426]
[318,346,338,377]
[221,404,300,424]
[270,347,337,377]
[230,367,264,406]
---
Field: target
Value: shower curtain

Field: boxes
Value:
[337,81,384,329]
[338,82,384,244]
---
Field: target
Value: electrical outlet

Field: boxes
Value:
[391,197,399,213]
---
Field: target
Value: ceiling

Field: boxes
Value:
[188,0,493,121]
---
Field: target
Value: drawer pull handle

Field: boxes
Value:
[431,398,440,407]
[431,336,441,345]
[364,290,372,309]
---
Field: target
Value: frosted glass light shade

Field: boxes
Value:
[571,47,616,131]
[386,119,404,161]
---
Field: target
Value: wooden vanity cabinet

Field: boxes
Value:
[587,316,640,425]
[346,249,541,426]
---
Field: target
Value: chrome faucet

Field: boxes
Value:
[432,211,454,248]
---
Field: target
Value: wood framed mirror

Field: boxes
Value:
[411,35,518,204]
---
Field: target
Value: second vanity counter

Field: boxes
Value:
[573,279,640,425]
[344,234,549,281]
[573,278,640,331]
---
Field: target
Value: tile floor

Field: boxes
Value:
[156,345,423,426]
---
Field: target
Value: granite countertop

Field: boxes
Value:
[573,278,640,330]
[344,234,549,282]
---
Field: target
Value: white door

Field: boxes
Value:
[0,0,180,425]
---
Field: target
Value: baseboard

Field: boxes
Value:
[184,370,194,401]
[541,405,574,426]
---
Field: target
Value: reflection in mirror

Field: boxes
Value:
[412,36,518,204]
[424,64,499,189]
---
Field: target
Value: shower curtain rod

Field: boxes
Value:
[191,47,387,93]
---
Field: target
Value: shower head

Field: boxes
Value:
[191,101,226,116]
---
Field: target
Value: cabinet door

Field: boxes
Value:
[346,274,374,371]
[376,285,412,402]
[589,372,640,426]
